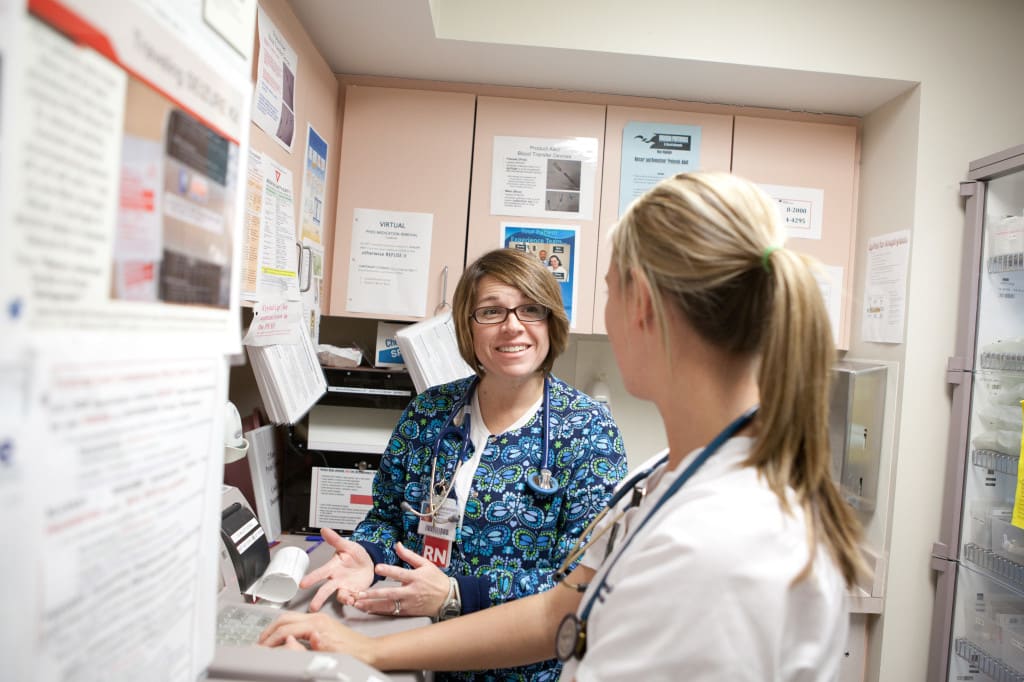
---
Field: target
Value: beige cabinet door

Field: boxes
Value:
[732,116,859,349]
[466,96,606,334]
[593,106,734,335]
[329,85,475,321]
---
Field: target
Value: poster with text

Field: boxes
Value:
[491,136,598,220]
[300,124,328,244]
[347,208,433,318]
[619,121,702,217]
[862,230,911,344]
[502,223,580,328]
[253,6,297,151]
[0,0,253,352]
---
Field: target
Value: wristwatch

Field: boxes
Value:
[437,576,462,621]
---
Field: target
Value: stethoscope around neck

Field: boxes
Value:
[400,375,559,524]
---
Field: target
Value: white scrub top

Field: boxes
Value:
[561,437,849,681]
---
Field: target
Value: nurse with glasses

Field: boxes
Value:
[263,173,865,681]
[297,248,627,682]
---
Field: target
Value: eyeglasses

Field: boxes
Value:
[471,304,550,325]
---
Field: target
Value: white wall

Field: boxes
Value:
[429,2,1024,679]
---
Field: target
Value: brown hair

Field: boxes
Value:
[611,171,864,587]
[452,248,569,375]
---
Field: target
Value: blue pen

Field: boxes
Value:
[305,539,325,554]
[305,535,323,541]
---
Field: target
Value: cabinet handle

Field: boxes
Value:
[297,242,313,293]
[434,265,450,314]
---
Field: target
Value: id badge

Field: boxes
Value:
[417,497,459,568]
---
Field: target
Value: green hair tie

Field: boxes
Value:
[761,245,781,273]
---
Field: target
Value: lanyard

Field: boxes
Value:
[578,406,758,623]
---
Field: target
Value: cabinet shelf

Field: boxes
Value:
[974,449,1021,475]
[956,638,1024,681]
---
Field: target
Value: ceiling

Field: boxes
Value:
[287,0,914,117]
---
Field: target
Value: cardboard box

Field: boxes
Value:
[374,322,407,368]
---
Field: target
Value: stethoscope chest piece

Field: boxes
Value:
[527,467,559,495]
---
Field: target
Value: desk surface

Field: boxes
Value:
[208,534,432,682]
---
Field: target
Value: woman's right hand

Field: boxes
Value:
[300,527,375,611]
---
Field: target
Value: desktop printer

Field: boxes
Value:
[219,485,271,594]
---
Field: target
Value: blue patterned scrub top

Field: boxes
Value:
[351,374,627,682]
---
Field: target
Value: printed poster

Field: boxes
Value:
[491,136,598,220]
[502,223,580,328]
[346,208,433,318]
[300,124,329,244]
[253,6,298,151]
[619,121,702,217]
[862,230,911,344]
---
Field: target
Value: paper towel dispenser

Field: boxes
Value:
[828,360,887,514]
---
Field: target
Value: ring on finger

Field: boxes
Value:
[393,599,401,615]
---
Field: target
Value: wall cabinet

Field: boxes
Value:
[592,106,735,335]
[731,115,859,349]
[328,85,476,321]
[466,96,607,334]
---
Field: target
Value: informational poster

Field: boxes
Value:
[0,0,253,351]
[253,6,298,151]
[502,223,580,328]
[491,136,598,220]
[812,264,844,344]
[760,183,825,241]
[300,124,329,244]
[619,121,702,217]
[256,155,301,300]
[27,350,228,682]
[241,147,265,301]
[862,230,911,344]
[346,208,433,318]
[309,467,376,531]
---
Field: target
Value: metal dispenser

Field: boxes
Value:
[828,360,887,513]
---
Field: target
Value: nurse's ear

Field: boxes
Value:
[627,268,656,332]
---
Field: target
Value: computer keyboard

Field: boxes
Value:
[216,605,278,647]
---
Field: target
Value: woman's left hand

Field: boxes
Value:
[351,541,452,618]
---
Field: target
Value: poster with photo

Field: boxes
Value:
[491,136,598,221]
[502,223,580,328]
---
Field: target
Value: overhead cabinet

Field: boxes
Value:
[466,96,607,334]
[592,105,735,335]
[731,115,859,349]
[328,85,476,321]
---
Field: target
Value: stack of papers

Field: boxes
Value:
[394,311,475,393]
[244,300,327,424]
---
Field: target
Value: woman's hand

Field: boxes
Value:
[258,611,375,663]
[352,541,452,618]
[300,528,376,611]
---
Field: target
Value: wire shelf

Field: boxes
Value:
[965,544,1024,590]
[956,638,1024,682]
[981,352,1024,372]
[974,449,1021,476]
[989,253,1024,274]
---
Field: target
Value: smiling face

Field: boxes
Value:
[471,275,551,386]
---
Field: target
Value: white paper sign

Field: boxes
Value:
[490,136,598,220]
[760,184,825,241]
[862,230,911,344]
[309,467,376,531]
[346,208,433,318]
